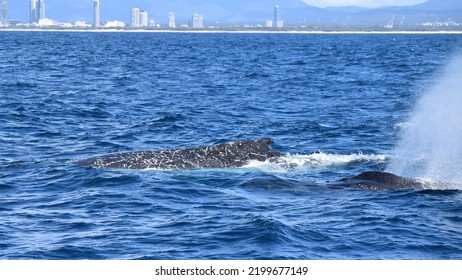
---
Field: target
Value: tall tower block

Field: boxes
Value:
[94,0,100,27]
[274,5,283,28]
[30,0,37,23]
[131,7,140,28]
[1,1,8,26]
[37,0,45,20]
[168,12,176,29]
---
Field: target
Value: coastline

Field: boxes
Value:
[1,28,462,34]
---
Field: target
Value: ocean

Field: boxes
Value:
[0,31,461,260]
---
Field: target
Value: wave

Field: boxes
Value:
[244,152,389,173]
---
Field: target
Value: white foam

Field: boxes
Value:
[244,152,388,173]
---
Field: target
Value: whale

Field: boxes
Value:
[334,171,430,190]
[76,138,283,170]
[336,171,462,191]
[76,138,453,190]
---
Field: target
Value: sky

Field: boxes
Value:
[302,0,427,8]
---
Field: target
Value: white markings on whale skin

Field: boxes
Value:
[77,138,283,170]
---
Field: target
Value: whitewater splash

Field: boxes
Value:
[245,152,388,173]
[387,54,462,184]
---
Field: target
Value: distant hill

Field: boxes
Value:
[411,0,462,10]
[351,0,462,27]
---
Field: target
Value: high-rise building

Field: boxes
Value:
[1,1,8,26]
[93,0,100,28]
[37,0,45,21]
[30,0,37,23]
[140,11,148,27]
[274,6,280,23]
[191,13,203,29]
[131,7,140,27]
[30,0,46,23]
[168,12,176,29]
[274,5,283,28]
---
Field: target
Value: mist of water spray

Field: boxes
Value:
[386,54,462,184]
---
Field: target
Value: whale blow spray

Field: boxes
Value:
[387,54,462,184]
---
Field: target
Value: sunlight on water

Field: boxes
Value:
[245,152,388,173]
[387,54,462,185]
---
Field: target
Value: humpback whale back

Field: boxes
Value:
[76,138,283,170]
[336,171,427,190]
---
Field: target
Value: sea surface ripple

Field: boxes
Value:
[0,32,461,259]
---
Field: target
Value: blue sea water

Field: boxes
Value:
[0,31,462,260]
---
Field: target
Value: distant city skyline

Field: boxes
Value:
[7,0,431,23]
[2,0,461,30]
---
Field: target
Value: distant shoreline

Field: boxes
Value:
[1,28,462,34]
